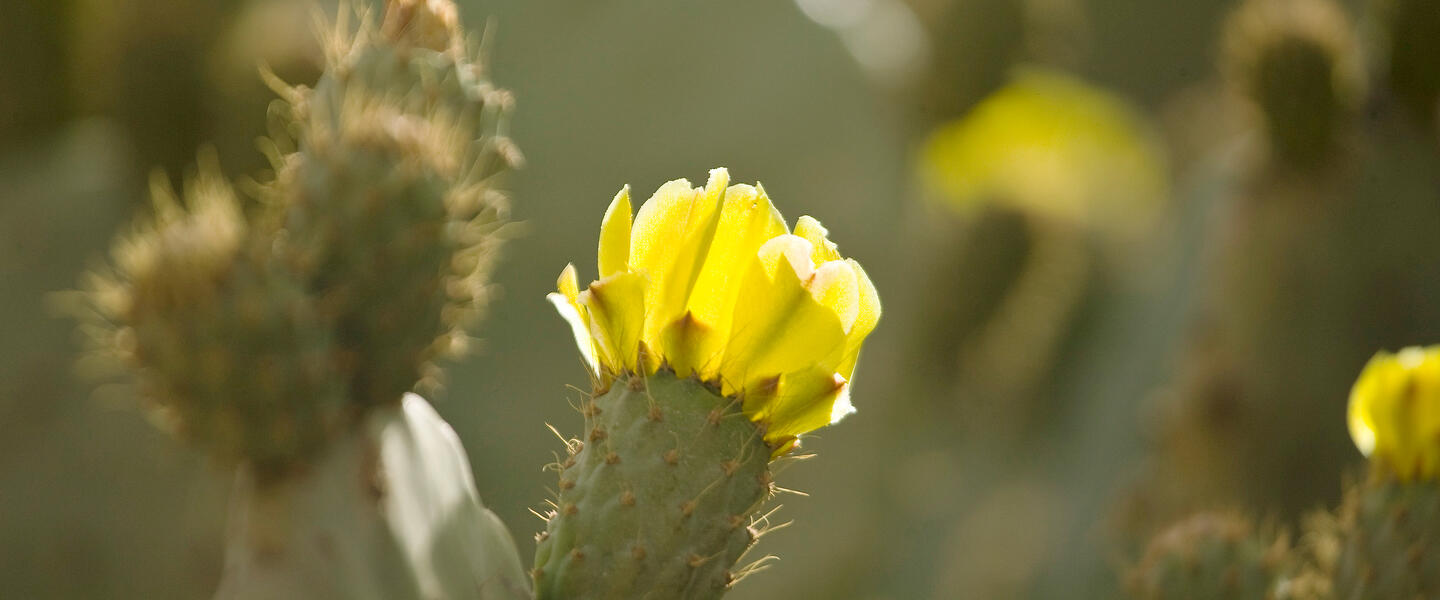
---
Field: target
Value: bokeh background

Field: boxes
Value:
[3,0,1439,597]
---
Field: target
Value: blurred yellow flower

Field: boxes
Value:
[920,67,1167,231]
[548,168,881,449]
[1347,346,1440,481]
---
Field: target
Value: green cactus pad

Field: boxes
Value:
[533,371,774,600]
[85,177,347,477]
[273,13,516,409]
[1127,512,1291,600]
[280,114,456,408]
[1332,480,1440,599]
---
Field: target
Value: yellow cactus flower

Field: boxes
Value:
[548,168,880,448]
[920,67,1167,232]
[1347,346,1440,481]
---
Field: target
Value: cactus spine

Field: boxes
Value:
[533,372,774,599]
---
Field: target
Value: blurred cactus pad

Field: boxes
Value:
[78,0,517,478]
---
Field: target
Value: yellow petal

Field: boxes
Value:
[830,381,856,424]
[721,241,845,395]
[806,260,860,333]
[557,263,581,302]
[659,311,720,379]
[582,271,647,374]
[794,215,841,264]
[754,234,817,281]
[746,366,846,443]
[547,264,598,377]
[836,258,881,381]
[598,186,632,278]
[630,171,730,354]
[1347,353,1387,458]
[1419,358,1440,476]
[629,177,697,276]
[1347,346,1440,480]
[680,183,787,378]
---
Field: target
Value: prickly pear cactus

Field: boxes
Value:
[1127,512,1291,600]
[540,169,882,597]
[533,372,772,599]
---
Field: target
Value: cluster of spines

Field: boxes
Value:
[532,370,797,599]
[76,0,515,476]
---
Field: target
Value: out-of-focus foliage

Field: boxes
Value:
[920,67,1167,232]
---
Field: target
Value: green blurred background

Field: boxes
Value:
[4,0,1439,597]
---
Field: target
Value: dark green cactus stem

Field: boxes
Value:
[534,371,775,599]
[1127,512,1291,600]
[1331,479,1440,599]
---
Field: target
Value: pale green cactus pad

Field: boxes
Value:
[215,393,529,600]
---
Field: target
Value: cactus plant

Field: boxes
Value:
[1128,346,1440,600]
[536,168,881,598]
[74,0,528,597]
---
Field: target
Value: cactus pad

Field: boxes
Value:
[533,371,774,599]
